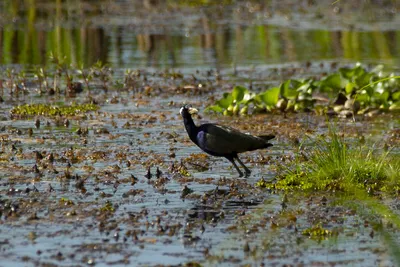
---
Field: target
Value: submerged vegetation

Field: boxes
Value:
[207,64,400,117]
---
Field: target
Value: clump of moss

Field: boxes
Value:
[257,125,400,196]
[10,103,99,117]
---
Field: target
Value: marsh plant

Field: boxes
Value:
[256,124,400,259]
[90,60,113,92]
[77,63,93,96]
[5,68,16,95]
[49,52,73,92]
[34,67,50,95]
[258,125,400,195]
[207,64,400,117]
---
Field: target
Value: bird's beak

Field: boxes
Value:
[188,107,198,115]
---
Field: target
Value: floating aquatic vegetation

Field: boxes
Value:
[207,64,400,116]
[10,103,99,117]
[302,223,336,240]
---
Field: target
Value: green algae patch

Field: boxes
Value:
[10,103,99,117]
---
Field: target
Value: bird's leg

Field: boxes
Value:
[235,156,251,177]
[213,186,219,200]
[227,157,244,177]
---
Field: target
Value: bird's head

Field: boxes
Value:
[180,105,198,118]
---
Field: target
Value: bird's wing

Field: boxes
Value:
[197,129,236,155]
[198,124,269,155]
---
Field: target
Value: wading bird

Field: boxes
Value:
[180,105,274,177]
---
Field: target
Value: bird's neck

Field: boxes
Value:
[184,115,199,144]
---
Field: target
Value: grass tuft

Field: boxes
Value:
[257,124,400,196]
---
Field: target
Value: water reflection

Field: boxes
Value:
[0,0,400,69]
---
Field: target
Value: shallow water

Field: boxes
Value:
[1,87,399,266]
[1,1,400,266]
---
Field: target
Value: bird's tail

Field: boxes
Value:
[258,134,275,141]
[258,134,274,149]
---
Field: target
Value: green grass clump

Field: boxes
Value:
[10,103,99,117]
[257,126,400,196]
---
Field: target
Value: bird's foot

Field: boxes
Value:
[238,171,244,178]
[244,170,251,178]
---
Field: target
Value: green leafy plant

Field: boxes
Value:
[90,60,113,91]
[207,64,400,116]
[49,52,73,92]
[206,85,254,115]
